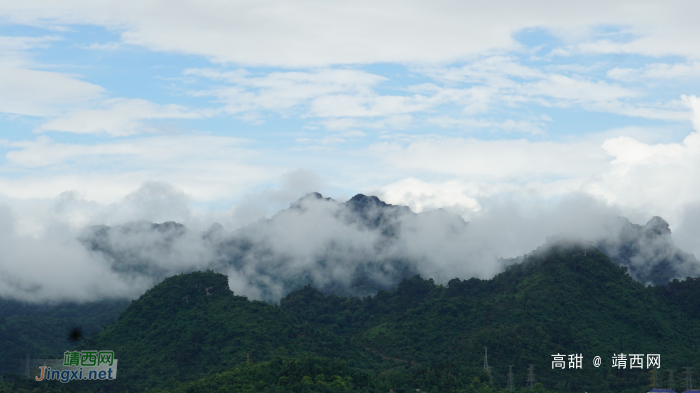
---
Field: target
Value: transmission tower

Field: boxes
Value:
[526,365,535,389]
[654,369,662,389]
[506,365,515,392]
[484,347,489,371]
[684,367,693,390]
[668,370,675,391]
[483,347,493,384]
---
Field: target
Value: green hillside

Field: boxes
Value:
[0,298,129,375]
[71,271,394,392]
[278,243,700,392]
[3,243,700,393]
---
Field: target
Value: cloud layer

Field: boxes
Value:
[1,1,700,304]
[4,1,700,66]
[1,182,698,303]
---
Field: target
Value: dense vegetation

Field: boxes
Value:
[0,298,129,375]
[1,243,699,392]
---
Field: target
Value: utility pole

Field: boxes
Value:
[488,366,493,385]
[526,365,535,389]
[506,365,515,392]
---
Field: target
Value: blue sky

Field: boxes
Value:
[1,0,700,232]
[4,1,700,301]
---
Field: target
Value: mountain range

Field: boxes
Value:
[4,243,699,392]
[79,193,700,299]
[2,193,700,392]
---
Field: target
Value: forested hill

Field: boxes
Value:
[4,243,700,393]
[280,243,700,391]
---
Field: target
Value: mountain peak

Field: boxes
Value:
[288,192,334,209]
[345,193,410,214]
[643,216,671,237]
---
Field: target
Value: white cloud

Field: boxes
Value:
[366,96,700,228]
[81,41,122,50]
[420,57,684,121]
[3,1,700,302]
[0,201,153,302]
[188,68,388,117]
[524,74,639,104]
[369,136,610,181]
[588,95,700,217]
[0,35,59,67]
[423,56,545,84]
[608,61,700,81]
[38,98,205,136]
[187,68,446,130]
[0,135,276,203]
[3,1,700,66]
[427,116,547,135]
[379,178,481,217]
[186,59,680,131]
[0,39,201,135]
[0,67,104,116]
[310,117,412,132]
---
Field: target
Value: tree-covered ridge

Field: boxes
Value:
[74,270,396,392]
[0,353,548,393]
[2,243,700,393]
[152,353,525,393]
[279,244,700,392]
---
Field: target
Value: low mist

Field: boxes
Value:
[1,181,698,303]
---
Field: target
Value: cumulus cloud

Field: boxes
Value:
[378,178,482,218]
[590,133,700,221]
